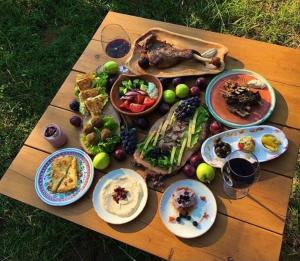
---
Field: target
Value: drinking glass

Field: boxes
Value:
[100,24,131,59]
[222,150,260,199]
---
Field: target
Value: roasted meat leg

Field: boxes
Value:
[141,35,193,69]
[139,34,216,69]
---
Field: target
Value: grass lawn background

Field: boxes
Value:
[0,0,299,260]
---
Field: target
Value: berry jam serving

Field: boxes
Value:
[44,126,57,137]
[105,39,131,58]
[112,186,128,204]
[43,124,67,148]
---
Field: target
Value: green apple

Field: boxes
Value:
[103,61,119,74]
[175,84,189,98]
[93,152,110,170]
[163,90,176,104]
[196,163,215,183]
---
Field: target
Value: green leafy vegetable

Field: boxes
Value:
[190,107,209,147]
[102,116,118,132]
[137,140,172,169]
[119,79,133,95]
[81,134,120,155]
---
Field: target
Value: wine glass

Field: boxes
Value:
[222,150,260,199]
[100,24,131,59]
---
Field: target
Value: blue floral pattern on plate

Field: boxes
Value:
[34,148,94,206]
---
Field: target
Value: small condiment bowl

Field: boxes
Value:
[261,134,281,153]
[110,74,162,116]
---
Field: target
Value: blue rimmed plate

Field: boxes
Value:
[35,148,94,206]
[205,69,276,128]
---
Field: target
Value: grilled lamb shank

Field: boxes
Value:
[138,34,220,69]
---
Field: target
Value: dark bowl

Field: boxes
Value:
[110,74,163,116]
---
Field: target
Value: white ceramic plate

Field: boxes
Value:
[201,125,288,168]
[35,148,94,206]
[92,168,148,224]
[160,179,217,238]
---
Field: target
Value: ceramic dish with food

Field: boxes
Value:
[126,28,228,78]
[35,148,94,206]
[201,125,288,168]
[110,74,162,116]
[160,179,217,238]
[205,69,276,128]
[92,168,148,224]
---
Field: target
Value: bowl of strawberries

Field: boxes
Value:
[110,74,163,116]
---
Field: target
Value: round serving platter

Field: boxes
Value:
[35,148,94,206]
[205,69,276,128]
[160,179,217,238]
[92,168,148,224]
[201,125,288,168]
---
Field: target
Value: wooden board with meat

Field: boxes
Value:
[126,28,228,78]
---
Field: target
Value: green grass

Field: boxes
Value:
[0,0,299,260]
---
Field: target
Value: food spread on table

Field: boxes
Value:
[100,174,144,217]
[118,78,158,113]
[35,33,288,237]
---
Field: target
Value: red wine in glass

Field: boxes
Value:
[105,39,131,58]
[222,150,259,199]
[101,24,131,59]
[223,158,256,189]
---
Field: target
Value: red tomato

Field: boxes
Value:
[129,103,146,113]
[119,100,131,111]
[143,97,156,108]
[238,142,244,150]
[134,94,145,104]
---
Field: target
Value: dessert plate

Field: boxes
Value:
[205,69,276,128]
[201,125,288,168]
[35,148,94,206]
[160,179,217,238]
[92,168,148,224]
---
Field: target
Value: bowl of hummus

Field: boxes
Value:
[93,168,148,224]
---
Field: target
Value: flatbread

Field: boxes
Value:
[79,88,99,102]
[85,95,105,117]
[51,156,73,192]
[76,73,95,91]
[57,157,78,193]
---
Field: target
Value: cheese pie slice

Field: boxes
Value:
[79,88,99,102]
[51,156,73,192]
[85,95,105,117]
[76,73,95,91]
[57,157,78,193]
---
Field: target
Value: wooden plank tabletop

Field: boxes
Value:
[1,11,300,261]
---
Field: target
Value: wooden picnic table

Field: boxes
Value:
[1,11,300,261]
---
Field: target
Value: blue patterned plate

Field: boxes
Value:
[35,148,94,206]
